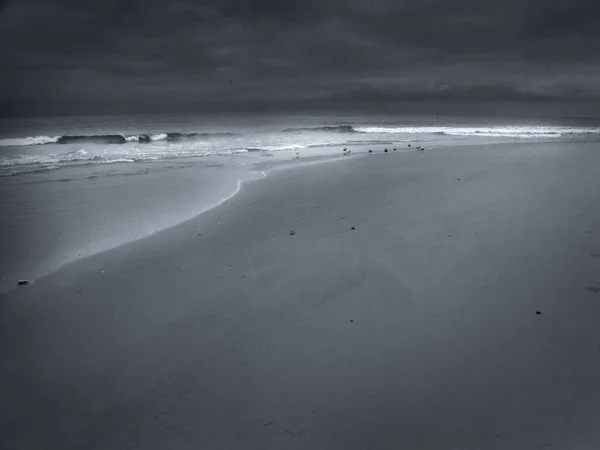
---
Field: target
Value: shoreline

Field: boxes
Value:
[0,156,263,293]
[3,137,597,293]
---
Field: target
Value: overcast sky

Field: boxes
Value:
[1,0,599,116]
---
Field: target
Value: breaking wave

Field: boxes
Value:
[282,125,357,133]
[0,135,61,146]
[354,126,600,138]
[0,132,236,147]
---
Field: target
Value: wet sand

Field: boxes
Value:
[0,156,263,293]
[2,141,600,449]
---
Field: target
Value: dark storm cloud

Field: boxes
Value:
[1,0,599,116]
[524,0,600,37]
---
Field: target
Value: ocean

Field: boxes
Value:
[1,111,599,292]
[2,112,600,177]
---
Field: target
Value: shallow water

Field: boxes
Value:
[0,156,264,292]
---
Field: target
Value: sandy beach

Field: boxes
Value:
[2,141,600,449]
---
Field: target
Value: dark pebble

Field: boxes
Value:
[78,288,82,292]
[351,226,356,230]
[384,149,388,153]
[458,178,461,181]
[536,311,541,315]
[393,148,397,151]
[289,230,296,235]
[350,320,354,323]
[17,280,29,286]
[368,149,372,153]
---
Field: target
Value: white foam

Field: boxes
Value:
[0,135,60,147]
[150,133,168,141]
[99,158,135,164]
[354,126,600,138]
[255,144,307,151]
[59,149,89,161]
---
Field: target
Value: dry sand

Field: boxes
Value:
[2,141,600,449]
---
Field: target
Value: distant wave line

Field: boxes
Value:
[282,125,358,133]
[0,132,237,147]
[354,126,600,137]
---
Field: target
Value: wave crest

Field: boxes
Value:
[0,136,60,147]
[282,125,357,133]
[354,126,600,138]
[0,131,237,147]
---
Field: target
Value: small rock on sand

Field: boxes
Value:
[536,311,542,315]
[384,149,388,153]
[17,280,29,286]
[351,226,356,230]
[368,149,372,153]
[289,230,296,236]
